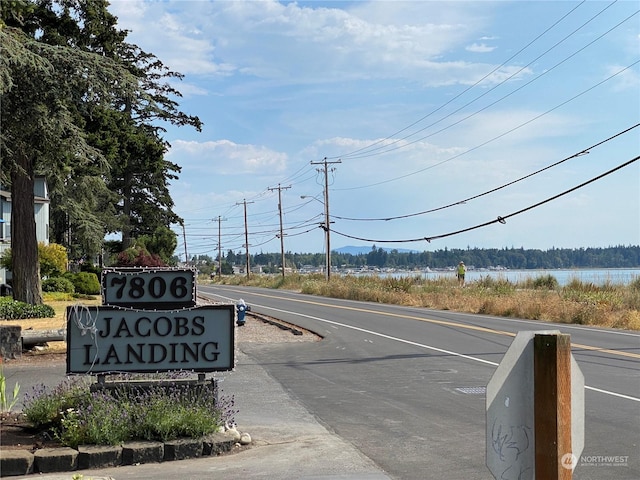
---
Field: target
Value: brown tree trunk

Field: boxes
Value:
[10,152,43,305]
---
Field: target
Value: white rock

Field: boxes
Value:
[239,432,252,445]
[225,427,241,442]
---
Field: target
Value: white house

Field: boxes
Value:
[0,176,50,285]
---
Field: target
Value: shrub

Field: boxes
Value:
[23,377,236,448]
[79,262,102,277]
[23,378,92,429]
[42,277,75,293]
[0,298,55,320]
[0,243,68,278]
[64,272,100,295]
[531,274,559,290]
[39,243,69,278]
[116,246,165,267]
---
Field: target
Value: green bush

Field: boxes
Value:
[42,277,75,293]
[64,272,101,295]
[0,298,55,320]
[531,274,559,290]
[80,262,102,277]
[23,378,91,429]
[23,377,236,448]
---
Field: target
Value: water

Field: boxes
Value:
[350,268,640,287]
[442,268,639,286]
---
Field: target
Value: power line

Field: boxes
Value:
[336,59,640,191]
[333,1,619,161]
[332,123,640,221]
[330,156,639,244]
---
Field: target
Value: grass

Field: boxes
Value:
[9,295,102,354]
[209,272,640,330]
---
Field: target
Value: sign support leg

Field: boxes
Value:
[534,333,573,480]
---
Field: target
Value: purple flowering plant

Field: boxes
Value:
[22,373,237,448]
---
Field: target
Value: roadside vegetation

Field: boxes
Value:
[210,273,640,331]
[20,376,236,448]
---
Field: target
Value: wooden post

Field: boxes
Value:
[534,333,573,480]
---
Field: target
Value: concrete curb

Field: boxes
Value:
[0,434,236,477]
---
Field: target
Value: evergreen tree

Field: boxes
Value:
[0,2,138,303]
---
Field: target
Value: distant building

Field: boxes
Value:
[0,176,50,284]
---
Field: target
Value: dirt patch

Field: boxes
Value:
[2,351,66,366]
[0,411,63,452]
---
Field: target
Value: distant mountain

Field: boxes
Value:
[334,245,420,255]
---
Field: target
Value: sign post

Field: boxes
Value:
[486,330,584,480]
[534,333,573,479]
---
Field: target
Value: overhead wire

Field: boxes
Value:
[177,3,637,255]
[336,58,640,191]
[327,0,591,161]
[332,123,640,221]
[330,156,639,244]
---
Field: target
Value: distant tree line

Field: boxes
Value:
[191,245,640,273]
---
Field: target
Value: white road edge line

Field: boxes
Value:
[261,304,640,403]
[200,291,640,403]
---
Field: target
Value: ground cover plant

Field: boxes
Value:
[21,375,237,448]
[0,296,55,320]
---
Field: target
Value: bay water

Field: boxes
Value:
[426,268,639,286]
[358,268,640,287]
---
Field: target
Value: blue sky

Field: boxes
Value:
[108,1,640,260]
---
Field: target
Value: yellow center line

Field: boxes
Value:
[570,342,640,359]
[224,288,640,360]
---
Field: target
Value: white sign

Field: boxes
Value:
[66,305,234,374]
[486,330,584,479]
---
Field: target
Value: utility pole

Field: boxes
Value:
[216,216,226,279]
[237,200,254,278]
[268,184,291,278]
[181,222,189,266]
[310,157,341,280]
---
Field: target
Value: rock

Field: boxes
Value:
[225,427,241,442]
[239,432,252,445]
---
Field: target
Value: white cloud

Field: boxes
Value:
[167,140,288,176]
[466,43,496,53]
[111,0,515,88]
[605,64,640,92]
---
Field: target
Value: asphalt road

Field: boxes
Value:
[199,284,640,480]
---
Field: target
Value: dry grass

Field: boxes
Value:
[4,273,638,357]
[209,273,640,331]
[4,295,101,354]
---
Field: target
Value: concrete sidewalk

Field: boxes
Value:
[3,350,391,480]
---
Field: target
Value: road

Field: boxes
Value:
[199,284,640,480]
